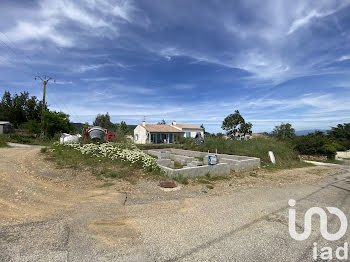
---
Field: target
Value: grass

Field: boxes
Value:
[0,135,9,148]
[173,161,183,169]
[45,143,164,183]
[98,182,115,188]
[195,172,228,187]
[0,133,54,146]
[173,174,189,185]
[40,147,48,153]
[314,159,344,165]
[138,137,309,170]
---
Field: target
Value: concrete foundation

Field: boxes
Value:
[144,148,260,177]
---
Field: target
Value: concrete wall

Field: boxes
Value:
[167,148,261,171]
[161,163,230,178]
[169,148,207,158]
[133,125,148,144]
[336,151,350,159]
[146,148,260,177]
[0,125,3,134]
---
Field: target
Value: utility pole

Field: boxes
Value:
[35,75,55,138]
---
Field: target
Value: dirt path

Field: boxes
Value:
[0,147,346,261]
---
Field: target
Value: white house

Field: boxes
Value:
[133,120,204,144]
[169,121,204,139]
[0,121,13,134]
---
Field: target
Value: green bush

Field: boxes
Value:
[42,111,73,138]
[0,135,8,147]
[20,120,41,135]
[292,131,341,159]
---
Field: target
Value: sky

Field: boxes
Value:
[0,0,350,133]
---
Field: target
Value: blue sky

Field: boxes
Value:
[1,0,350,133]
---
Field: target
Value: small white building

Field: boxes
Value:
[0,121,13,134]
[133,120,204,144]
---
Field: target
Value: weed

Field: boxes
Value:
[108,171,122,178]
[173,174,189,185]
[99,182,115,187]
[40,147,47,153]
[173,161,183,169]
[198,179,212,184]
[202,190,208,193]
[249,172,258,177]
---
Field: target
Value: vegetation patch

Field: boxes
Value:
[0,133,53,146]
[0,135,9,148]
[173,174,189,185]
[98,182,115,188]
[45,142,164,182]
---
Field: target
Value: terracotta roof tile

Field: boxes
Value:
[142,124,184,133]
[173,124,203,129]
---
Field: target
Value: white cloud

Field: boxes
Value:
[7,21,73,47]
[76,61,129,73]
[287,10,323,35]
[287,2,350,35]
[76,63,111,73]
[337,55,350,62]
[5,0,140,47]
[171,84,196,90]
[81,77,123,82]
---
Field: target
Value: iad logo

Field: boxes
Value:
[288,199,348,260]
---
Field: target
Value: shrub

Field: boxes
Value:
[0,135,8,147]
[51,142,163,175]
[292,131,341,159]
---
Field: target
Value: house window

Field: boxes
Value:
[134,134,138,141]
[186,132,191,138]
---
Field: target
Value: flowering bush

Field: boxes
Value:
[51,142,162,174]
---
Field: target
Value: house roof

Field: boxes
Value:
[0,121,11,125]
[141,124,184,133]
[173,124,203,129]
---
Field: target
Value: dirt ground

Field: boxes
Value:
[0,147,339,226]
[1,146,348,261]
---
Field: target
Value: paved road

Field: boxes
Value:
[1,148,349,261]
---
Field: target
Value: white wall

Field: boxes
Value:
[133,125,148,144]
[181,128,204,138]
[336,151,350,160]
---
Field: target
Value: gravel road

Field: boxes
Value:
[1,147,349,261]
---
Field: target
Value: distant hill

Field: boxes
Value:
[295,129,327,136]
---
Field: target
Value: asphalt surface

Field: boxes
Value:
[1,148,350,261]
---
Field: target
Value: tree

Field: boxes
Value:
[158,119,166,125]
[93,112,115,130]
[119,121,129,134]
[0,91,12,121]
[272,123,295,140]
[328,123,350,149]
[221,110,253,139]
[42,111,73,138]
[293,131,341,159]
[0,91,44,128]
[240,122,253,137]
